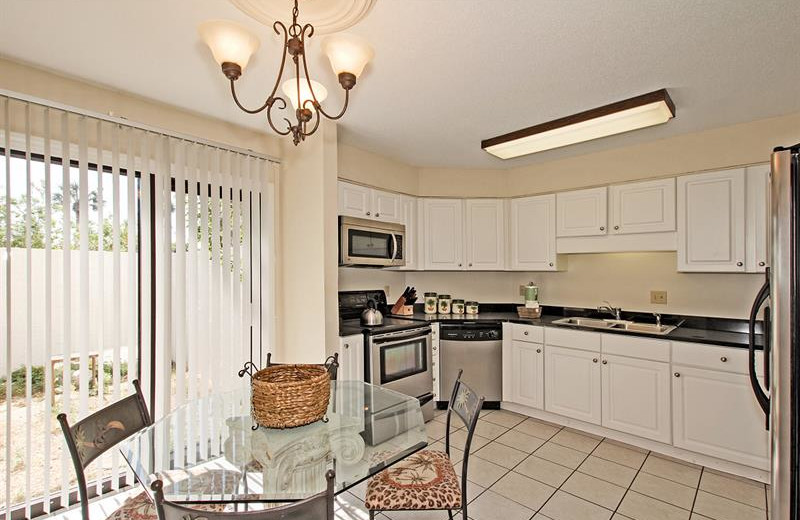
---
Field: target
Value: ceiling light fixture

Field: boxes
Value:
[199,0,373,145]
[481,89,676,159]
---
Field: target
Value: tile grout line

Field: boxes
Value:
[689,466,704,517]
[605,443,650,520]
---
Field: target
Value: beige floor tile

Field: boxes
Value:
[454,455,508,488]
[482,409,528,428]
[448,429,491,453]
[612,515,634,520]
[383,510,450,520]
[490,471,557,510]
[533,515,555,520]
[699,469,766,509]
[593,439,648,469]
[631,472,697,510]
[693,490,766,520]
[649,451,702,469]
[550,428,603,453]
[513,417,562,440]
[428,441,464,465]
[578,455,638,487]
[535,441,589,469]
[425,420,448,441]
[474,419,510,440]
[468,489,535,520]
[562,471,627,510]
[465,479,486,504]
[617,490,690,520]
[690,515,714,520]
[540,490,613,520]
[516,455,574,488]
[640,454,702,487]
[495,428,547,453]
[475,441,528,469]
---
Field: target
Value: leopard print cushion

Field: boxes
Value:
[105,490,231,520]
[365,450,461,511]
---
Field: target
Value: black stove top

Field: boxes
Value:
[339,290,429,335]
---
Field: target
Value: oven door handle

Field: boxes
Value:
[372,329,431,346]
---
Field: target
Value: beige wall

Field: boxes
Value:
[338,143,419,194]
[338,267,409,303]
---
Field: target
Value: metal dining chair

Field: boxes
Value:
[58,379,153,520]
[150,470,336,520]
[364,369,485,520]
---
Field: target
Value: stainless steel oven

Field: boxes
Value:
[339,216,405,267]
[367,326,434,421]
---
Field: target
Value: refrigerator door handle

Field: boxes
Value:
[748,274,770,427]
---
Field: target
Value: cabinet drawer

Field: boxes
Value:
[512,324,544,343]
[602,334,670,362]
[545,327,601,352]
[672,341,763,375]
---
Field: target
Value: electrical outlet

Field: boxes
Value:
[651,290,668,304]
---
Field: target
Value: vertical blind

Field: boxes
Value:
[0,92,277,519]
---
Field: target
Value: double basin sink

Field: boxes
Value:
[551,317,681,336]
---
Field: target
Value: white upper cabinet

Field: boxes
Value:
[510,194,563,271]
[746,164,770,273]
[465,199,505,270]
[338,181,371,219]
[371,189,402,222]
[557,187,608,237]
[422,199,464,270]
[677,168,746,272]
[609,178,676,235]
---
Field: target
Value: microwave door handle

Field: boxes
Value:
[391,233,398,261]
[748,274,770,427]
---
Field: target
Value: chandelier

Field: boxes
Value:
[199,0,373,145]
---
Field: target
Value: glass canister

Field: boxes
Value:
[424,292,438,314]
[437,294,452,314]
[452,299,465,314]
[466,301,479,315]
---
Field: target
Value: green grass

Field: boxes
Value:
[0,361,128,402]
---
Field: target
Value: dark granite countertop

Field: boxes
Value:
[340,305,763,349]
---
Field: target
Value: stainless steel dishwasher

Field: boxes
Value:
[438,322,502,408]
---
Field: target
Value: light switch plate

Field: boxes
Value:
[651,290,668,304]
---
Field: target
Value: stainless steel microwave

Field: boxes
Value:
[339,216,406,267]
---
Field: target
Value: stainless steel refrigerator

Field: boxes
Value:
[749,144,800,519]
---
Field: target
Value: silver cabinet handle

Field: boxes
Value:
[674,372,681,377]
[376,213,380,217]
[602,359,608,365]
[536,348,541,353]
[549,262,554,267]
[366,211,371,216]
[524,331,529,335]
[592,358,598,363]
[759,261,766,266]
[614,225,619,230]
[458,263,462,267]
[600,226,605,231]
[468,263,473,267]
[432,346,437,351]
[344,343,349,349]
[736,261,743,267]
[720,356,727,362]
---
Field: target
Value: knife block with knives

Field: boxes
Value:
[391,286,417,315]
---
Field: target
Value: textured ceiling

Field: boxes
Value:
[0,0,798,169]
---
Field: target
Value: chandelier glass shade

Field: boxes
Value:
[199,0,373,145]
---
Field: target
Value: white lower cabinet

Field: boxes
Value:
[544,345,602,424]
[510,340,544,409]
[672,365,770,470]
[338,334,364,382]
[601,354,671,443]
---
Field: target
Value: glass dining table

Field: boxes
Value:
[119,381,427,504]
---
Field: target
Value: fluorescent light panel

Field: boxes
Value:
[482,89,675,159]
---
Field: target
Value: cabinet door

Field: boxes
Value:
[371,190,402,222]
[609,178,676,234]
[465,199,505,270]
[544,345,601,424]
[397,195,418,270]
[510,194,559,270]
[423,199,464,270]
[511,341,544,409]
[601,354,671,443]
[338,334,364,382]
[338,181,371,218]
[677,169,746,272]
[557,187,608,237]
[746,164,769,272]
[672,365,769,470]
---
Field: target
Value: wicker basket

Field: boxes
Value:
[251,364,331,429]
[517,306,542,319]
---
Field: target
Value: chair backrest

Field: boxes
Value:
[58,379,152,520]
[265,352,340,381]
[443,370,485,505]
[151,470,336,520]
